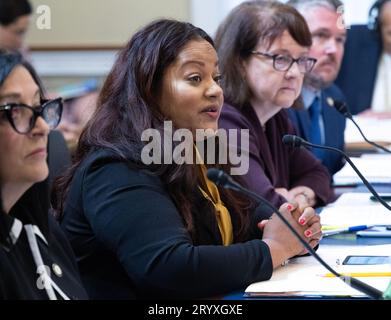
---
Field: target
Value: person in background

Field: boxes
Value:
[216,0,334,210]
[52,19,321,299]
[287,0,347,176]
[1,0,98,152]
[0,52,87,299]
[0,0,71,188]
[336,0,391,117]
[57,90,99,153]
[0,0,32,57]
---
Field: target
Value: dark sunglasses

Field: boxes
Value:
[0,97,63,134]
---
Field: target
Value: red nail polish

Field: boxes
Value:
[305,230,312,237]
[299,218,306,225]
[287,204,293,211]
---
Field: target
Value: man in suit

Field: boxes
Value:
[287,0,347,176]
[336,0,391,116]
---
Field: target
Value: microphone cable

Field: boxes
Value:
[332,99,391,154]
[282,134,391,211]
[207,168,384,300]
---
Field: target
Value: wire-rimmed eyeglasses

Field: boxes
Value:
[251,51,317,73]
[0,97,63,134]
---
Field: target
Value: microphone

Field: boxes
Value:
[331,99,391,154]
[282,135,391,211]
[207,168,384,300]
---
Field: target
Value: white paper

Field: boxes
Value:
[345,117,391,144]
[245,245,391,297]
[333,156,391,185]
[320,193,391,226]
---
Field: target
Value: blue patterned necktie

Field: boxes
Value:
[308,97,323,158]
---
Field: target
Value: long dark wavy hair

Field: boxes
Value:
[52,19,253,241]
[215,0,313,109]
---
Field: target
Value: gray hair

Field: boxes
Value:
[287,0,343,14]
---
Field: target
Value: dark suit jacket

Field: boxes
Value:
[218,103,333,208]
[335,24,382,115]
[287,84,346,176]
[0,182,87,300]
[60,149,273,299]
[47,130,71,188]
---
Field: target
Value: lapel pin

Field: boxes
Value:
[326,97,335,107]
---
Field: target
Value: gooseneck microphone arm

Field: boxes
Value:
[282,135,391,211]
[334,100,391,154]
[207,168,383,300]
[350,118,391,154]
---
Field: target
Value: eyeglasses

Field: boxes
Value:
[251,51,317,73]
[0,98,63,134]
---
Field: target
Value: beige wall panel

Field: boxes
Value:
[27,0,189,48]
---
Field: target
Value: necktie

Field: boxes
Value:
[309,97,323,158]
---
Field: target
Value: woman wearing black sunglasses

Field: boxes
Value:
[0,52,87,299]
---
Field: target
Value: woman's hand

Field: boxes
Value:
[275,187,289,199]
[260,203,306,268]
[259,202,322,268]
[292,206,322,255]
[287,186,316,209]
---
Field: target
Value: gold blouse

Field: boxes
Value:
[195,146,233,246]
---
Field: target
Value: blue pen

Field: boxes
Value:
[323,225,374,237]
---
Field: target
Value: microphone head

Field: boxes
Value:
[282,135,304,148]
[206,168,227,187]
[332,99,352,118]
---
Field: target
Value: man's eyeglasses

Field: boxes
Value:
[251,51,317,73]
[0,98,63,134]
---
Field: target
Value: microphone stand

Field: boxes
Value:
[282,135,391,211]
[334,100,391,154]
[207,168,384,300]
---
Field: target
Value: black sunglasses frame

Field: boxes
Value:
[0,97,63,134]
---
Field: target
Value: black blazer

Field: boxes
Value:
[61,149,274,299]
[0,182,87,300]
[47,130,71,188]
[335,24,382,115]
[287,84,347,176]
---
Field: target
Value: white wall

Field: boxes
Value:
[190,0,243,37]
[342,0,374,25]
[190,0,376,37]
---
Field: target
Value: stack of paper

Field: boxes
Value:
[245,245,391,298]
[345,117,391,144]
[333,155,391,185]
[320,193,391,226]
